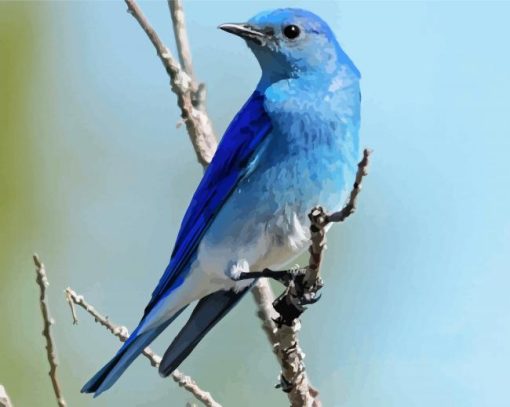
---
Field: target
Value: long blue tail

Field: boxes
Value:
[81,308,186,397]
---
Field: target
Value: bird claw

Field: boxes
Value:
[275,374,293,393]
[271,272,324,325]
[299,291,322,305]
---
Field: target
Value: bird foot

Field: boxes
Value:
[232,264,324,326]
[272,274,324,326]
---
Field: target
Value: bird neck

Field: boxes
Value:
[257,62,358,95]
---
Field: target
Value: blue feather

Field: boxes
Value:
[143,90,272,317]
[81,307,187,396]
[158,284,253,377]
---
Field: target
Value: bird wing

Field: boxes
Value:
[143,90,272,317]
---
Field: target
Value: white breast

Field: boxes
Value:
[192,203,311,292]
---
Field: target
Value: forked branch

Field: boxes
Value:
[125,0,217,166]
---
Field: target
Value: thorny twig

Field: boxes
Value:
[65,288,221,407]
[33,254,67,407]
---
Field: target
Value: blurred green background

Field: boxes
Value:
[1,1,510,406]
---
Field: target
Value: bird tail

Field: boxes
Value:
[81,307,186,397]
[158,285,251,377]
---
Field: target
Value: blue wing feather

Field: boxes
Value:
[143,91,272,317]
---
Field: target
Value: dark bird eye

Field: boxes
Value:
[283,25,300,39]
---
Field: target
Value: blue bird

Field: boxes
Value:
[82,8,360,396]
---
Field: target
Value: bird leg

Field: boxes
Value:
[235,266,307,286]
[234,266,324,326]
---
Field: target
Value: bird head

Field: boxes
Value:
[219,8,359,86]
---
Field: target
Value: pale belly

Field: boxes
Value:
[189,150,354,292]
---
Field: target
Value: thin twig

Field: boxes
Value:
[327,148,372,223]
[0,385,13,407]
[253,281,321,406]
[64,290,78,325]
[167,0,208,113]
[33,254,67,407]
[305,148,372,286]
[125,0,217,166]
[167,0,194,80]
[64,288,221,407]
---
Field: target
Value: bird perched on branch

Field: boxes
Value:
[83,8,360,396]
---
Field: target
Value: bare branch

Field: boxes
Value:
[33,254,67,407]
[305,148,372,286]
[327,148,372,223]
[275,322,321,407]
[252,280,321,406]
[125,0,217,166]
[64,288,221,407]
[172,370,220,407]
[167,0,209,113]
[167,0,194,80]
[0,385,13,407]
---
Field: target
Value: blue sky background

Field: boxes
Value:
[1,1,509,406]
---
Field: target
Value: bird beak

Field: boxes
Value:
[218,23,267,45]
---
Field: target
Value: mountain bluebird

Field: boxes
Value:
[83,8,360,396]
